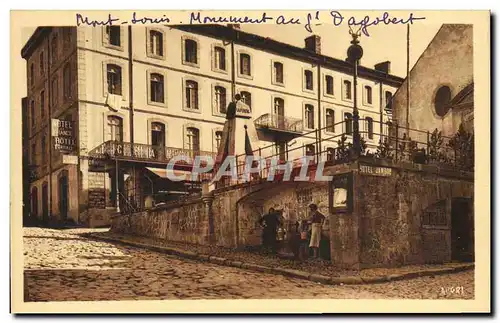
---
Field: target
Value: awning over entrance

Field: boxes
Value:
[145,167,194,180]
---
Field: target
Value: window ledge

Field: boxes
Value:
[148,100,167,108]
[146,52,166,60]
[103,43,124,51]
[182,61,200,68]
[238,73,253,80]
[302,88,315,94]
[212,67,228,74]
[271,80,285,87]
[182,107,202,114]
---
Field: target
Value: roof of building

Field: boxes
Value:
[21,24,405,87]
[21,27,52,59]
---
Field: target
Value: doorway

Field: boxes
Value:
[42,182,49,224]
[58,171,69,221]
[451,197,474,262]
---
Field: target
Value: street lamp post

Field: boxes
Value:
[347,30,364,159]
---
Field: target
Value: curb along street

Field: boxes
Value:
[88,233,475,286]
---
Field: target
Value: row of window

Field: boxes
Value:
[104,62,393,116]
[30,63,73,127]
[29,27,72,88]
[104,28,395,105]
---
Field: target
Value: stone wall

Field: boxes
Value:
[110,198,210,245]
[355,161,473,268]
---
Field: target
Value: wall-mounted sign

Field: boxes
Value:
[62,155,78,165]
[359,164,392,177]
[88,188,106,209]
[329,173,353,214]
[52,119,76,154]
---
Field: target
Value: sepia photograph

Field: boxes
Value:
[10,9,490,314]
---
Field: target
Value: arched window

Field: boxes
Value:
[50,34,58,64]
[326,109,335,133]
[365,117,374,139]
[304,70,313,90]
[240,53,251,76]
[215,131,223,150]
[325,75,334,95]
[31,187,38,218]
[215,86,227,114]
[30,100,35,126]
[185,80,199,110]
[186,127,200,154]
[274,62,284,84]
[343,80,352,100]
[106,64,122,95]
[40,91,45,119]
[51,77,58,106]
[305,104,314,129]
[240,91,252,110]
[274,98,284,116]
[185,39,198,64]
[106,26,121,47]
[214,46,226,70]
[385,91,393,111]
[344,112,353,135]
[39,51,44,75]
[41,135,47,164]
[150,73,164,103]
[63,63,71,100]
[151,122,165,147]
[149,30,163,57]
[364,85,373,104]
[30,63,34,87]
[107,116,123,142]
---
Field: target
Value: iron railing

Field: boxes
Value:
[254,113,303,133]
[213,118,474,188]
[88,140,217,164]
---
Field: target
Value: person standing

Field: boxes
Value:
[258,207,281,254]
[308,204,325,259]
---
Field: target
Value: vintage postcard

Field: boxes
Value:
[10,9,490,314]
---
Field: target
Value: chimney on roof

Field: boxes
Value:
[374,61,391,74]
[305,35,321,54]
[227,24,241,30]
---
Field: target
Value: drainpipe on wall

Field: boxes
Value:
[47,32,53,223]
[379,81,383,139]
[317,60,322,156]
[230,30,237,100]
[128,26,134,150]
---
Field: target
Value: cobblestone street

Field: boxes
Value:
[24,228,474,301]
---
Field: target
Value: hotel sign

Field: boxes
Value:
[359,164,392,177]
[52,119,76,154]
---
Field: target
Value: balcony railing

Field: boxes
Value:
[88,141,216,164]
[254,113,303,133]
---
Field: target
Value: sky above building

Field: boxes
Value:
[18,21,442,99]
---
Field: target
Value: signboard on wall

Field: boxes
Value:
[88,188,106,209]
[329,173,353,214]
[359,164,392,177]
[52,119,76,154]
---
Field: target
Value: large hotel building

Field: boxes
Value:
[22,24,403,226]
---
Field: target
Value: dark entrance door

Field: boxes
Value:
[451,197,474,262]
[58,172,69,221]
[41,182,49,224]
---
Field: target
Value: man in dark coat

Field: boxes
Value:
[259,207,281,253]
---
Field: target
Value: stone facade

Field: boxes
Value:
[110,159,473,269]
[392,24,473,137]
